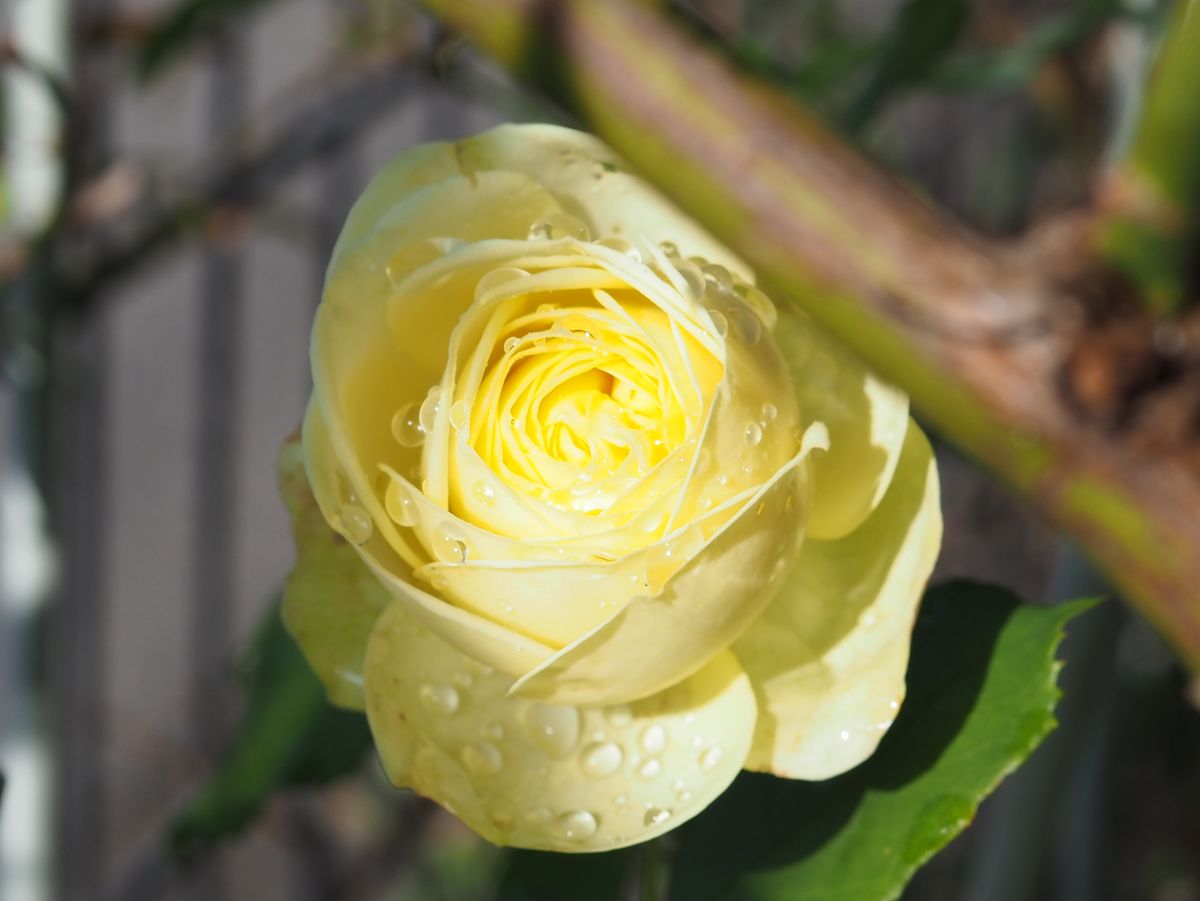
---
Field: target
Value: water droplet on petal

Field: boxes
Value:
[419,386,443,434]
[736,307,762,344]
[699,747,723,772]
[461,741,503,776]
[529,213,590,242]
[596,236,641,261]
[674,258,705,300]
[637,758,662,780]
[643,807,671,827]
[613,794,628,807]
[640,724,667,754]
[523,703,581,758]
[385,479,417,527]
[745,422,763,446]
[503,336,521,354]
[475,266,530,301]
[433,521,469,563]
[471,480,496,506]
[658,240,679,258]
[419,682,459,715]
[673,780,692,803]
[761,402,778,422]
[702,263,733,295]
[336,504,373,545]
[580,742,624,779]
[558,810,598,840]
[449,399,469,431]
[390,402,424,447]
[706,308,728,338]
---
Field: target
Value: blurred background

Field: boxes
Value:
[0,0,1197,899]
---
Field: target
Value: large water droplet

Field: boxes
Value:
[419,682,459,716]
[674,258,705,300]
[640,724,667,754]
[475,266,530,301]
[419,386,442,434]
[385,479,417,527]
[337,504,373,545]
[736,306,762,344]
[471,480,496,506]
[523,703,581,758]
[529,213,590,242]
[706,308,728,339]
[503,336,521,354]
[558,810,598,840]
[702,263,733,295]
[433,521,469,563]
[745,422,763,447]
[643,807,671,827]
[449,399,469,431]
[580,741,624,779]
[658,240,679,257]
[461,741,503,776]
[391,402,424,447]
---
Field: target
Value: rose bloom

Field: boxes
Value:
[280,124,941,852]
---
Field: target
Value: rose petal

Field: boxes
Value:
[733,424,941,779]
[364,602,756,852]
[509,425,828,706]
[775,306,910,540]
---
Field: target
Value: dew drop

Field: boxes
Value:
[461,741,503,776]
[475,266,530,301]
[596,236,641,261]
[702,263,733,294]
[523,703,581,758]
[450,671,474,689]
[643,807,671,827]
[699,746,723,772]
[674,258,705,300]
[419,682,459,716]
[706,308,728,338]
[839,730,851,741]
[745,422,763,447]
[337,504,373,545]
[640,724,667,754]
[658,240,679,257]
[761,402,778,422]
[385,479,417,527]
[529,213,590,242]
[580,741,624,779]
[613,794,628,807]
[433,521,469,563]
[673,780,692,803]
[471,480,497,506]
[737,307,762,344]
[390,402,424,447]
[449,399,470,431]
[637,758,662,780]
[558,810,598,840]
[503,336,521,354]
[419,386,442,434]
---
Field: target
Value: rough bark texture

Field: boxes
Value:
[423,0,1200,667]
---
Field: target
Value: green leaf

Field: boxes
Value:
[137,0,286,81]
[665,580,1098,901]
[168,597,373,858]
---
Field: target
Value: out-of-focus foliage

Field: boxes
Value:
[499,582,1095,901]
[137,0,287,80]
[169,598,373,858]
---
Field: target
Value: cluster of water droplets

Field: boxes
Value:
[405,670,732,845]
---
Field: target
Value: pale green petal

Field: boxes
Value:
[774,306,910,540]
[459,123,752,280]
[278,435,388,710]
[734,425,941,780]
[510,427,828,706]
[364,602,756,852]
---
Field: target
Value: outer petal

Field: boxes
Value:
[733,424,941,780]
[775,305,910,541]
[457,124,752,280]
[279,435,389,710]
[364,603,756,853]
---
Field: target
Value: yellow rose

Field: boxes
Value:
[281,124,942,852]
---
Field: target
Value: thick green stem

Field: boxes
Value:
[422,0,1200,670]
[1099,0,1200,315]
